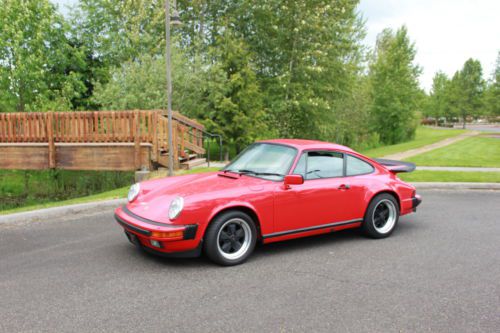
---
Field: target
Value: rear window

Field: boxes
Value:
[346,155,374,176]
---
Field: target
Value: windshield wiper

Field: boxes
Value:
[237,169,284,177]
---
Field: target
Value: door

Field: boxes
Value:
[273,151,362,235]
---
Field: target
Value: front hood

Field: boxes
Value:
[126,172,270,222]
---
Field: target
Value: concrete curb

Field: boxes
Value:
[1,182,499,224]
[0,198,126,225]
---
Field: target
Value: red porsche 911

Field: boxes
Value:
[115,139,421,266]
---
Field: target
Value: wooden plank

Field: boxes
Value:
[179,125,185,157]
[92,112,97,142]
[0,145,49,169]
[183,140,206,154]
[152,111,158,162]
[134,111,141,169]
[47,113,56,168]
[0,113,4,142]
[55,144,151,171]
[173,121,179,168]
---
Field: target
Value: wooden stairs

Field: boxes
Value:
[157,152,207,170]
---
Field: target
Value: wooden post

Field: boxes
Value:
[173,121,179,169]
[47,113,56,168]
[179,125,185,158]
[152,111,158,162]
[134,111,141,170]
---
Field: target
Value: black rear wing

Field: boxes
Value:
[373,159,416,173]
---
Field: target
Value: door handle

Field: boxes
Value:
[338,184,350,190]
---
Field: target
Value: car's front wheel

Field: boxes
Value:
[204,210,257,266]
[362,193,400,238]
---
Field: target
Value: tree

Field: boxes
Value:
[426,72,450,123]
[92,43,207,116]
[202,29,267,153]
[0,0,85,112]
[72,0,165,65]
[237,0,366,140]
[484,52,500,117]
[368,26,422,144]
[453,59,485,128]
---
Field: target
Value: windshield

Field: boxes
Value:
[223,143,297,180]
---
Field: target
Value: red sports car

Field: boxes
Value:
[115,139,421,266]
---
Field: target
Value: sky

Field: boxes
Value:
[52,0,499,91]
[358,0,499,91]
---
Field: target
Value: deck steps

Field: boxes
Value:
[180,157,206,170]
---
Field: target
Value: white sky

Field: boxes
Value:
[358,0,499,90]
[53,0,500,91]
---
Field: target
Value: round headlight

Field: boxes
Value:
[168,196,184,220]
[127,183,141,202]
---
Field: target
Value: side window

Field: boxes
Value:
[292,153,307,177]
[346,155,374,176]
[305,151,344,180]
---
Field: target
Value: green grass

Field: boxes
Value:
[0,186,130,215]
[406,136,500,167]
[0,167,220,215]
[361,127,467,158]
[399,170,500,183]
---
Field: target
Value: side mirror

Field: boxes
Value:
[283,174,304,189]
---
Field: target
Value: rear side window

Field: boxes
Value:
[346,155,374,176]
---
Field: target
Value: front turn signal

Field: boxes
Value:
[151,230,184,239]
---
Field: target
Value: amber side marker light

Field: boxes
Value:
[151,230,184,239]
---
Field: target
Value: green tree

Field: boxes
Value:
[237,0,366,140]
[453,59,485,128]
[368,26,422,144]
[484,52,500,117]
[426,71,450,123]
[202,29,267,153]
[72,0,165,65]
[92,43,207,117]
[0,0,85,112]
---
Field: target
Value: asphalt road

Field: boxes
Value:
[1,190,499,333]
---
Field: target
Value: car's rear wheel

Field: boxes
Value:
[204,210,257,266]
[362,193,399,238]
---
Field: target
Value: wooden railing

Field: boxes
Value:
[0,110,206,170]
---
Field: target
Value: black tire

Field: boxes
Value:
[203,210,257,266]
[362,193,400,239]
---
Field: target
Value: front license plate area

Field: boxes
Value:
[125,231,140,246]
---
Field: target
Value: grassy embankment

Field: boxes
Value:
[399,135,500,183]
[0,167,220,215]
[405,136,500,167]
[360,127,467,158]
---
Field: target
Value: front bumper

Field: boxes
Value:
[114,205,200,256]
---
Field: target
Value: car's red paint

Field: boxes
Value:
[114,139,420,256]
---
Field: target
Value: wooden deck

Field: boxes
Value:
[0,110,206,171]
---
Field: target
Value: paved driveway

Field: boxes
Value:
[0,190,499,332]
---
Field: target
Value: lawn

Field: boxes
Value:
[399,170,500,183]
[361,127,467,158]
[406,136,500,167]
[0,167,220,215]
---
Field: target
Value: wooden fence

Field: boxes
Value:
[0,110,206,171]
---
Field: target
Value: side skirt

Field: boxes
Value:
[262,218,363,240]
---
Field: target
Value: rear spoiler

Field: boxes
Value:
[373,159,416,173]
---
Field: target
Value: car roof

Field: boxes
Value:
[258,139,355,153]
